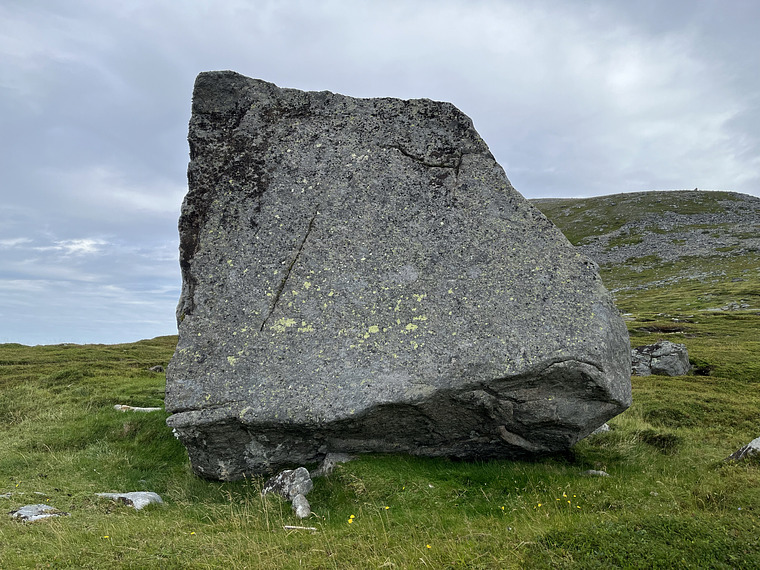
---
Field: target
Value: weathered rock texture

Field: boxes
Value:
[262,467,313,500]
[95,492,164,510]
[165,71,632,479]
[631,341,690,376]
[10,504,69,522]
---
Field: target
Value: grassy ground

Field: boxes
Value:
[2,193,759,568]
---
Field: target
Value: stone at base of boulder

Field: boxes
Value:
[589,423,610,436]
[262,467,313,500]
[291,494,311,519]
[311,453,354,478]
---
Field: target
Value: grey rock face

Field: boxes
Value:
[631,341,690,376]
[165,71,632,479]
[261,467,313,500]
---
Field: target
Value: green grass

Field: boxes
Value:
[2,192,760,568]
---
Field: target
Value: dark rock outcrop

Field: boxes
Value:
[631,340,690,376]
[165,71,632,479]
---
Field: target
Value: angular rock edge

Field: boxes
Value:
[165,71,633,479]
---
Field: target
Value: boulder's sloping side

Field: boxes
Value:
[165,71,632,479]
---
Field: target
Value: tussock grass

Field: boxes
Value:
[2,193,760,568]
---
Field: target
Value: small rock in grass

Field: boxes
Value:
[581,469,610,477]
[631,340,690,376]
[96,492,163,510]
[10,504,69,522]
[311,453,354,478]
[589,423,611,436]
[291,494,311,519]
[262,467,313,500]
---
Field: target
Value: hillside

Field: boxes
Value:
[533,190,760,316]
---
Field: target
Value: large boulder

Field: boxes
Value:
[165,71,632,479]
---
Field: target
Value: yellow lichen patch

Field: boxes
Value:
[227,356,238,366]
[405,323,418,332]
[303,281,312,289]
[298,321,314,333]
[368,325,380,334]
[271,317,297,333]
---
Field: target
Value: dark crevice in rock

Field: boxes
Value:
[260,205,320,331]
[383,144,466,171]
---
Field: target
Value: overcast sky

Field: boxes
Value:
[1,0,759,345]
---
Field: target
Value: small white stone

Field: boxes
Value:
[292,494,311,519]
[95,492,163,510]
[11,504,69,522]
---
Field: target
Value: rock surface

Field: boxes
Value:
[261,467,313,500]
[581,470,610,477]
[631,341,690,376]
[10,504,69,522]
[589,423,610,436]
[726,436,760,461]
[95,492,164,510]
[291,493,311,519]
[165,71,632,479]
[310,452,353,478]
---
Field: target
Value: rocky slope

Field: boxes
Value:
[532,190,760,266]
[532,190,760,309]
